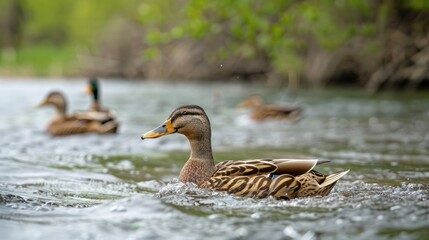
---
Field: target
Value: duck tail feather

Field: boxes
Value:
[319,170,349,188]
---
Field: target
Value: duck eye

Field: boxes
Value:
[182,111,188,115]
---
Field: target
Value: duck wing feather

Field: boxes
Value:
[202,159,326,199]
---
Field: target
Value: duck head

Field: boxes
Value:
[86,78,99,101]
[37,91,67,114]
[142,105,211,140]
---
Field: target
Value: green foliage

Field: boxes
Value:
[0,45,76,76]
[1,0,141,75]
[21,0,140,46]
[68,0,141,45]
[406,0,429,11]
[1,0,428,81]
[22,0,74,44]
[145,0,378,76]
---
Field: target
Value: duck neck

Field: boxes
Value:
[179,132,216,186]
[189,135,214,162]
[91,101,101,111]
[54,102,67,118]
[92,88,99,103]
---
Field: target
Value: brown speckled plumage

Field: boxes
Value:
[38,91,118,136]
[238,95,303,122]
[142,105,348,200]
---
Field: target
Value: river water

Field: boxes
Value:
[0,79,428,240]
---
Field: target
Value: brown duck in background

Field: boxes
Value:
[238,95,303,122]
[142,105,348,200]
[37,91,118,136]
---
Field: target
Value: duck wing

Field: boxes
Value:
[251,106,303,121]
[73,111,116,124]
[48,113,118,136]
[47,118,93,136]
[202,159,329,199]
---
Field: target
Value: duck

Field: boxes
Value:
[86,77,109,112]
[141,105,348,200]
[238,95,303,122]
[37,91,118,136]
[74,78,119,132]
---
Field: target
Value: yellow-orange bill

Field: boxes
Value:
[141,119,176,139]
[85,86,93,94]
[36,100,48,108]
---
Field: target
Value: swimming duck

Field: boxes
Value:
[141,105,348,200]
[37,91,118,136]
[238,95,303,122]
[86,78,108,112]
[78,78,119,132]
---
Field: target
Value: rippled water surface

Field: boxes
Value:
[1,79,428,240]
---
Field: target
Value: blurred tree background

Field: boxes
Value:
[0,0,428,91]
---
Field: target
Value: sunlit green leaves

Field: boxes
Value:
[406,0,429,11]
[138,0,380,77]
[22,0,74,44]
[2,0,427,81]
[143,47,160,60]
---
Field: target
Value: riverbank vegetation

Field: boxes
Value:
[0,0,428,91]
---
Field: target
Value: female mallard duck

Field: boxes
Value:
[238,95,303,122]
[142,105,348,200]
[38,91,118,136]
